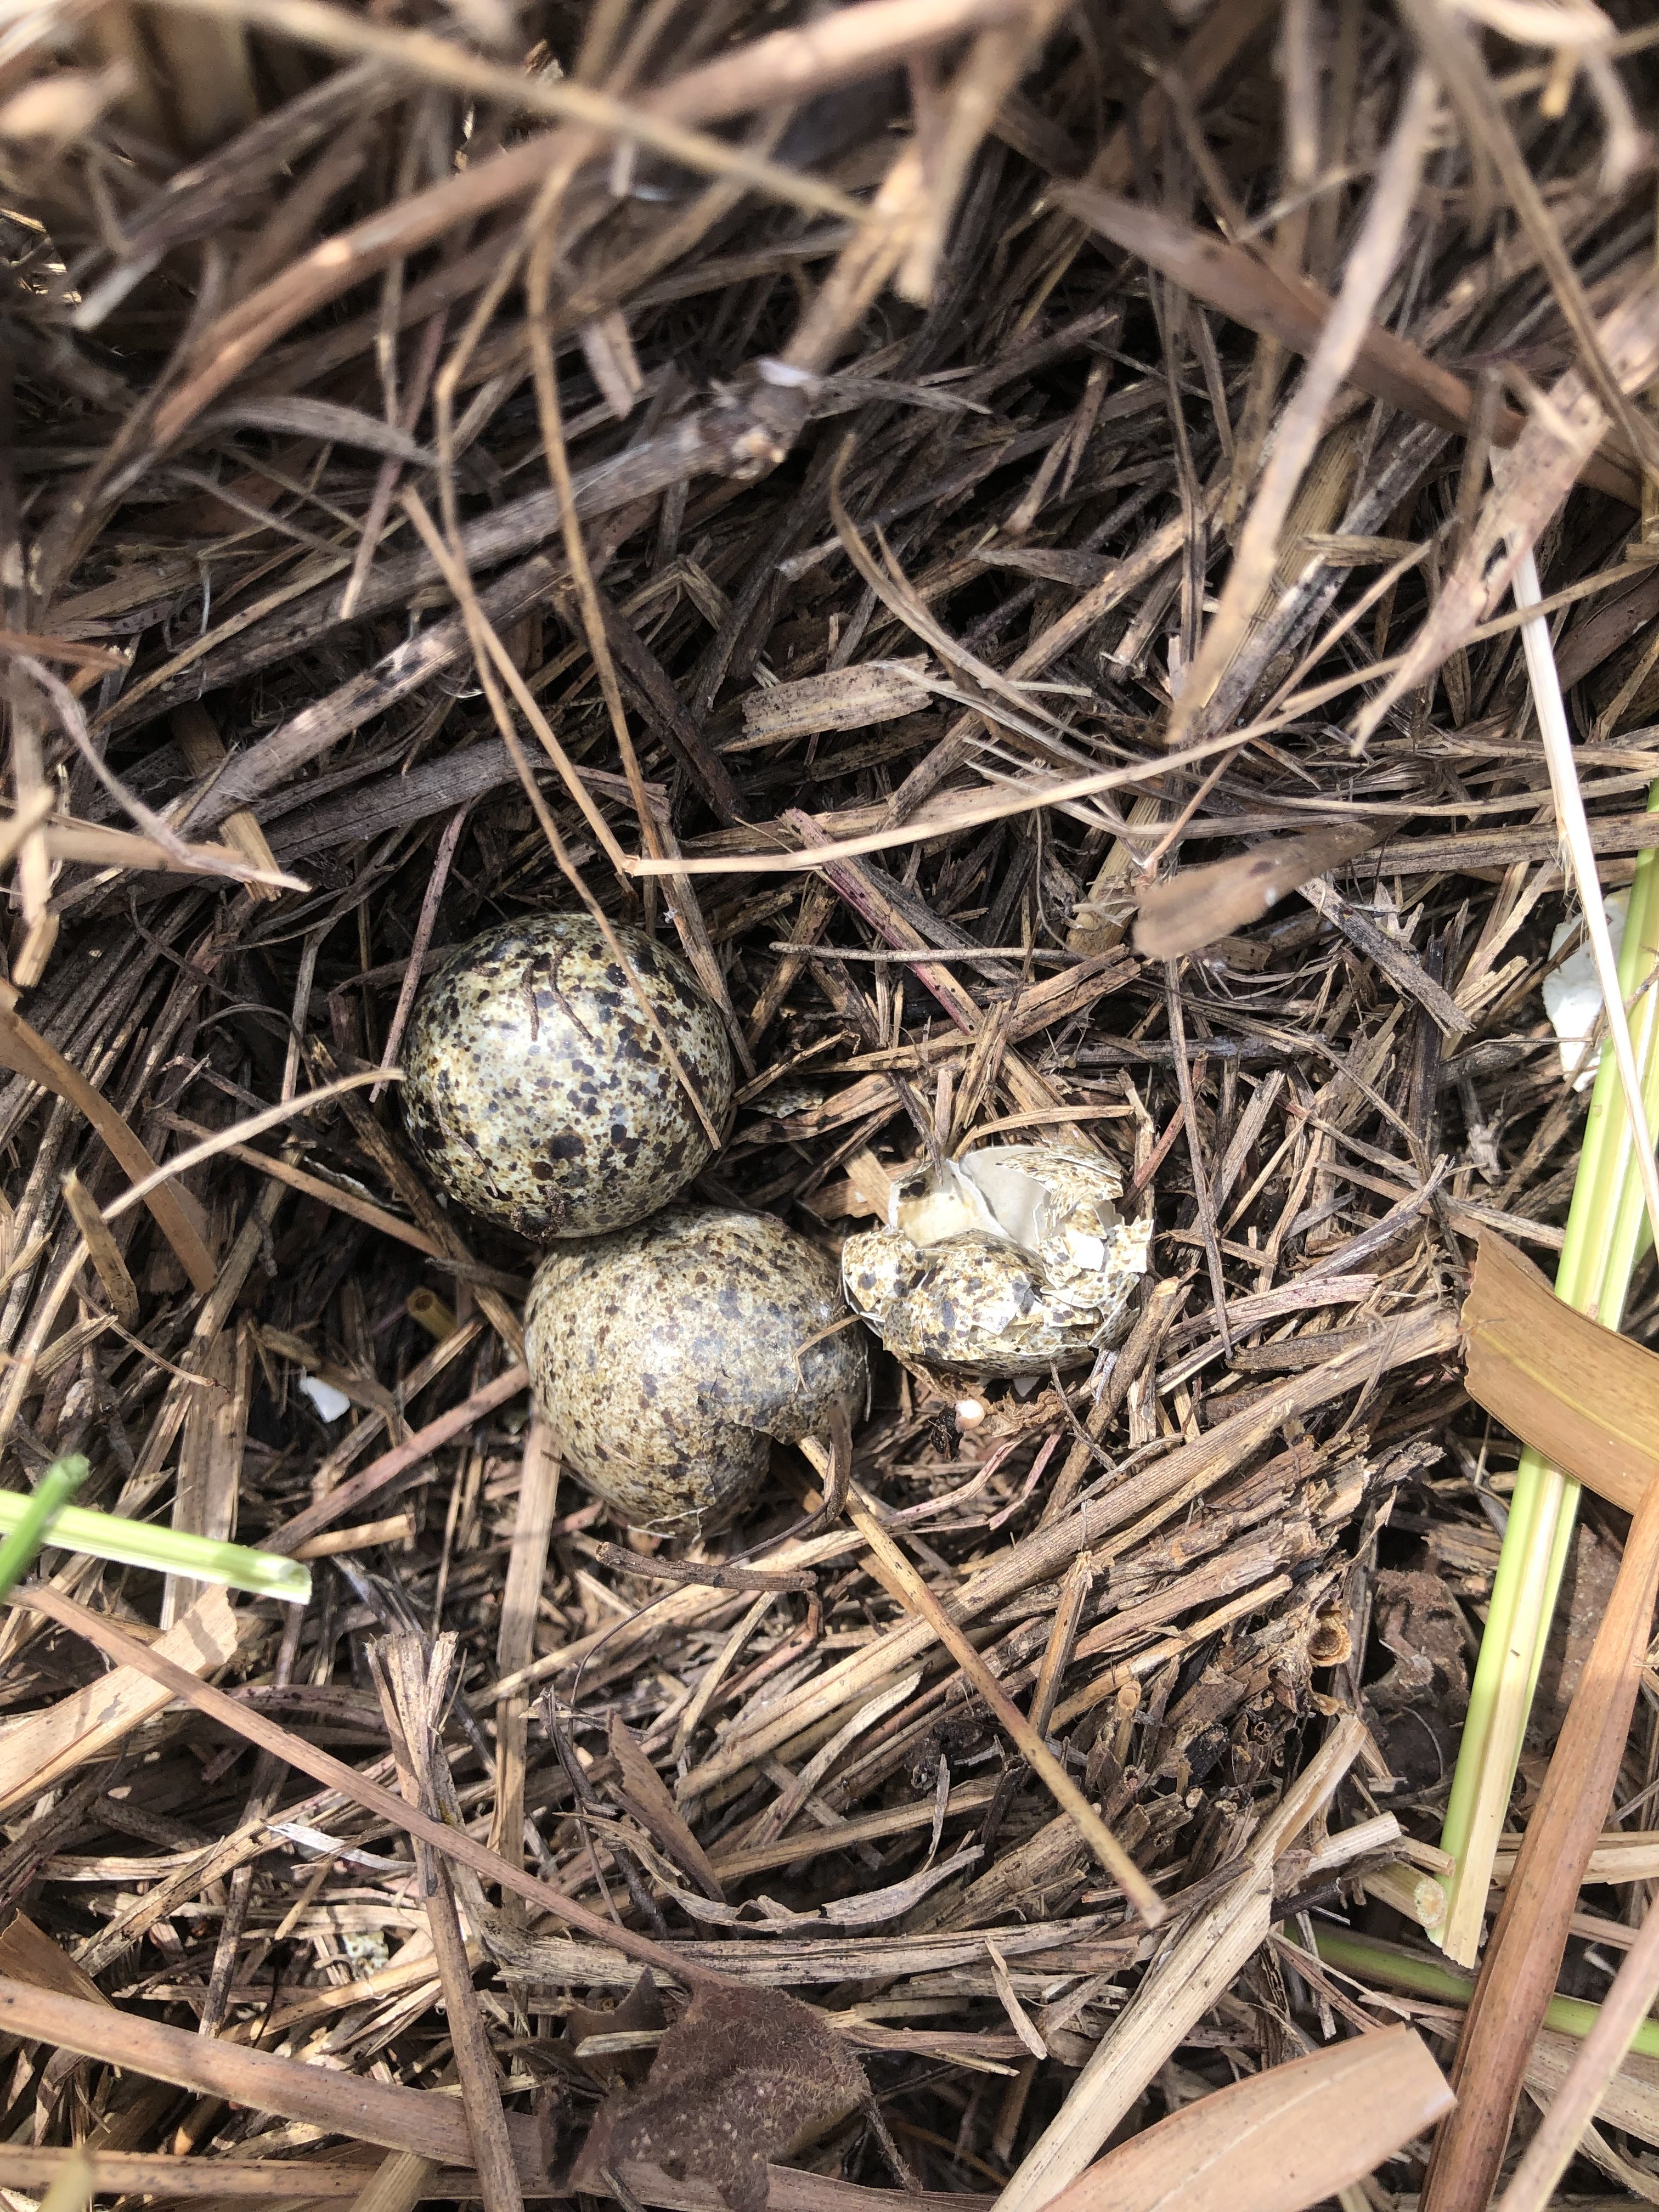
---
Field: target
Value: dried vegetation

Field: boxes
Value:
[0,0,1656,2205]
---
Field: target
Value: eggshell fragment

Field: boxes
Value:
[526,1204,867,1533]
[1543,892,1628,1092]
[404,913,733,1239]
[842,1144,1150,1379]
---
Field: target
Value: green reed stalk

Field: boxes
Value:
[0,1454,88,1599]
[1314,1927,1659,2061]
[1436,785,1659,1963]
[0,1480,311,1604]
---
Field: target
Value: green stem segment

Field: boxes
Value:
[1437,785,1659,1963]
[1313,1926,1659,2063]
[0,1482,311,1605]
[0,1455,88,1599]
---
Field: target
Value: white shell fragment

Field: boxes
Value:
[1543,893,1628,1092]
[299,1375,351,1424]
[841,1145,1152,1379]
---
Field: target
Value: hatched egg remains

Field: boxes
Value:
[842,1144,1150,1378]
[403,912,733,1240]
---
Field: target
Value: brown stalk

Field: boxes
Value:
[837,1481,1164,1925]
[1423,1473,1659,2209]
[1497,1888,1659,2212]
[0,1972,544,2171]
[373,1634,524,2212]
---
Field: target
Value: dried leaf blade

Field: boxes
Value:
[1043,2025,1453,2212]
[1133,823,1383,960]
[1462,1231,1659,1514]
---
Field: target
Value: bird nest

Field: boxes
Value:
[0,3,1654,2209]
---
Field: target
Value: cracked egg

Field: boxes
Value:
[841,1144,1151,1379]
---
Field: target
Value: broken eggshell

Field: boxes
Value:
[525,1203,867,1533]
[1543,891,1629,1092]
[841,1145,1151,1379]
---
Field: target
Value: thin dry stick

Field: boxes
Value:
[997,1717,1366,2212]
[589,1545,816,1594]
[0,1974,533,2168]
[0,2147,925,2212]
[376,1637,523,2212]
[1027,1550,1093,1740]
[398,486,633,879]
[525,229,677,860]
[59,1169,137,1328]
[374,803,466,1100]
[270,1364,530,1554]
[673,1593,777,1759]
[1496,1887,1659,2212]
[1421,1475,1659,2211]
[0,1002,217,1293]
[1167,61,1438,747]
[157,1124,449,1260]
[836,1474,1163,1925]
[99,1071,390,1226]
[1513,540,1659,1259]
[1165,968,1229,1350]
[492,1420,558,1866]
[9,1582,729,1989]
[8,681,56,988]
[0,2152,417,2199]
[629,724,1256,876]
[896,5,1074,302]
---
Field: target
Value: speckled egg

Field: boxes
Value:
[842,1145,1151,1378]
[526,1204,868,1533]
[403,914,733,1239]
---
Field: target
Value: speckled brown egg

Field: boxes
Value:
[403,913,733,1239]
[842,1146,1151,1378]
[525,1204,868,1533]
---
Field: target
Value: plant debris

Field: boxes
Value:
[572,1985,871,2212]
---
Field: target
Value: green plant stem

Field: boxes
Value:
[0,1455,88,1598]
[1437,783,1659,1963]
[0,1488,311,1604]
[1313,1926,1659,2063]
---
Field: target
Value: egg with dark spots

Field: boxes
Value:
[526,1204,868,1533]
[403,914,733,1239]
